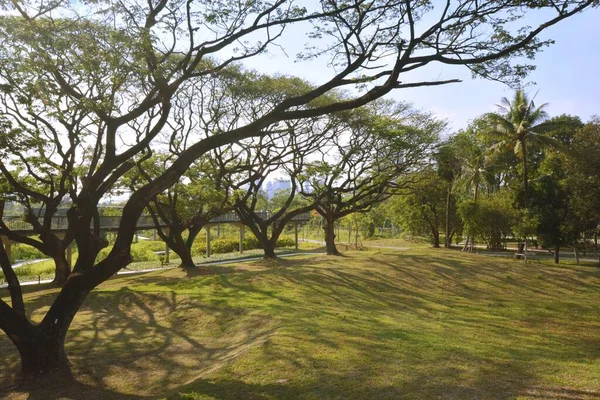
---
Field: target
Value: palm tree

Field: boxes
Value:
[485,89,557,208]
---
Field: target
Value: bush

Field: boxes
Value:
[96,245,159,263]
[130,246,160,262]
[211,237,239,254]
[242,236,260,250]
[133,240,166,253]
[9,244,46,262]
[191,238,207,256]
[276,237,295,248]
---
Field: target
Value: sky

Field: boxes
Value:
[238,6,600,133]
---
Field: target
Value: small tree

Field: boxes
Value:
[459,190,518,250]
[392,168,448,248]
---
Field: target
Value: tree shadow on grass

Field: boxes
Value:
[166,351,594,400]
[0,279,279,399]
[2,251,600,399]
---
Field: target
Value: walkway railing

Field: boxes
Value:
[1,211,310,234]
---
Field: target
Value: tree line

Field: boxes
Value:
[378,91,600,263]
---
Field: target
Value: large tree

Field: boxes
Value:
[565,117,600,261]
[484,90,561,208]
[127,153,230,268]
[227,120,329,258]
[300,103,442,254]
[0,0,596,380]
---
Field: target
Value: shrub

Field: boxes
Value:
[96,245,159,263]
[191,238,207,256]
[242,236,260,250]
[276,237,295,248]
[133,240,166,253]
[211,237,239,254]
[130,247,159,262]
[9,244,46,262]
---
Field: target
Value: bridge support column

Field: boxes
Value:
[295,223,299,250]
[1,236,12,265]
[206,225,211,258]
[239,224,244,254]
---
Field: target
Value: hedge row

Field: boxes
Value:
[192,236,295,255]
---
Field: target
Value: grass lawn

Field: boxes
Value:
[1,248,600,399]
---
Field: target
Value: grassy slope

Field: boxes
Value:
[1,248,600,400]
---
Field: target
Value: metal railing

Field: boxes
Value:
[1,211,310,233]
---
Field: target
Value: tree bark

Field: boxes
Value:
[16,325,71,379]
[2,274,93,380]
[52,252,71,286]
[521,137,529,209]
[323,217,340,256]
[445,185,452,248]
[432,231,440,248]
[554,243,560,264]
[262,241,277,259]
[175,247,196,268]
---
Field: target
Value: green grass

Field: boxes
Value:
[1,239,320,283]
[2,248,600,399]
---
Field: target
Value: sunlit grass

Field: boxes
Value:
[1,248,599,399]
[1,239,320,284]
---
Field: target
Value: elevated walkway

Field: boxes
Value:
[1,211,310,266]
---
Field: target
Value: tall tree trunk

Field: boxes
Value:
[323,216,340,256]
[445,185,452,248]
[262,241,277,259]
[168,232,196,268]
[4,276,92,379]
[253,231,276,259]
[16,325,71,379]
[554,243,560,264]
[174,247,196,268]
[522,138,529,209]
[52,252,71,286]
[432,229,440,248]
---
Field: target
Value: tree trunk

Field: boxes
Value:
[176,248,196,268]
[16,326,71,379]
[522,138,529,209]
[262,242,277,259]
[52,252,71,286]
[554,243,560,264]
[169,234,196,268]
[574,244,580,265]
[432,230,440,248]
[4,276,92,380]
[445,186,452,248]
[323,217,340,256]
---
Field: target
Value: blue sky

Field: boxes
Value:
[240,6,600,132]
[389,7,600,131]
